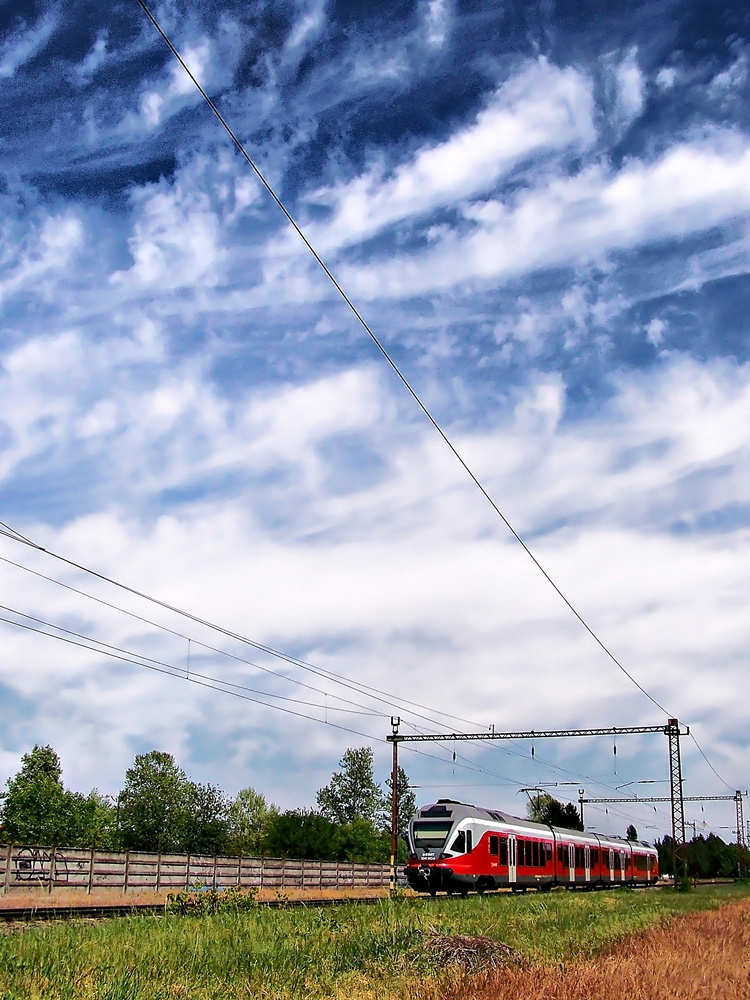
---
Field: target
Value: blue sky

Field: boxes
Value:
[1,0,749,841]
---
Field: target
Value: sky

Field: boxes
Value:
[1,0,749,844]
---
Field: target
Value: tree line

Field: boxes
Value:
[0,744,416,863]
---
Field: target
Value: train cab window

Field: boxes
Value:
[499,838,508,865]
[449,831,466,854]
[489,835,499,856]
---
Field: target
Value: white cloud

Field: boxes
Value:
[111,177,225,291]
[339,133,750,298]
[423,0,451,47]
[295,59,595,253]
[0,10,57,79]
[0,214,83,306]
[614,48,645,128]
[72,30,108,85]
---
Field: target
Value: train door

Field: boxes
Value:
[620,851,626,883]
[568,844,575,884]
[647,853,652,881]
[585,845,591,883]
[508,835,517,885]
[609,848,614,882]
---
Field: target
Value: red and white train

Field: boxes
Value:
[405,799,659,895]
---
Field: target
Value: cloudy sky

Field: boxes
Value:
[1,0,749,842]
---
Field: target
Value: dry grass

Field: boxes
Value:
[446,897,750,1000]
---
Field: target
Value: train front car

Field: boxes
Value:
[405,800,479,895]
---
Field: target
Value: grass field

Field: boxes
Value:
[1,884,749,1000]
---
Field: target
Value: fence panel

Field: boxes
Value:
[0,845,391,895]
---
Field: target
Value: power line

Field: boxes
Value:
[133,0,670,720]
[689,732,733,792]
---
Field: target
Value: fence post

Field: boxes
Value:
[319,859,322,892]
[156,853,162,894]
[124,851,130,894]
[260,857,264,891]
[281,856,286,889]
[301,858,305,890]
[236,854,241,888]
[213,855,218,890]
[3,845,12,895]
[48,848,56,894]
[336,861,340,891]
[87,847,95,895]
[185,853,191,891]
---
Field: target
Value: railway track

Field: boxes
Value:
[0,894,400,923]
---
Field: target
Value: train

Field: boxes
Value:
[404,799,659,895]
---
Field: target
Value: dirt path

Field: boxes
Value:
[447,898,750,1000]
[0,885,394,910]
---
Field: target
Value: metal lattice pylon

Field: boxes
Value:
[666,719,686,876]
[736,791,746,879]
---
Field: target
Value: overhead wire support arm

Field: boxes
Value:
[581,794,744,804]
[386,723,689,743]
[388,718,690,877]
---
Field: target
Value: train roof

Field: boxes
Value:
[414,800,657,851]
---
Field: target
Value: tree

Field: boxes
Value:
[527,793,584,831]
[226,787,278,856]
[118,751,192,853]
[316,747,384,825]
[182,782,229,855]
[265,809,338,860]
[0,745,78,846]
[333,817,390,863]
[626,824,638,841]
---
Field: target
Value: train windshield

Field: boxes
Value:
[412,821,453,849]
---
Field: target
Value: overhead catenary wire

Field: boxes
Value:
[132,0,670,720]
[0,536,732,804]
[0,546,521,739]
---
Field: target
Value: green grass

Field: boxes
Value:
[1,884,749,1000]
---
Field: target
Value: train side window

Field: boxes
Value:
[540,844,546,868]
[500,838,508,865]
[546,844,552,863]
[532,841,539,867]
[517,838,524,866]
[557,844,564,865]
[466,830,473,853]
[590,848,598,865]
[526,840,533,868]
[489,835,499,856]
[575,847,583,868]
[450,831,466,854]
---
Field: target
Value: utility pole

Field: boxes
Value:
[389,717,400,891]
[578,788,585,829]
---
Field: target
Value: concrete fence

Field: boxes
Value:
[0,844,391,896]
